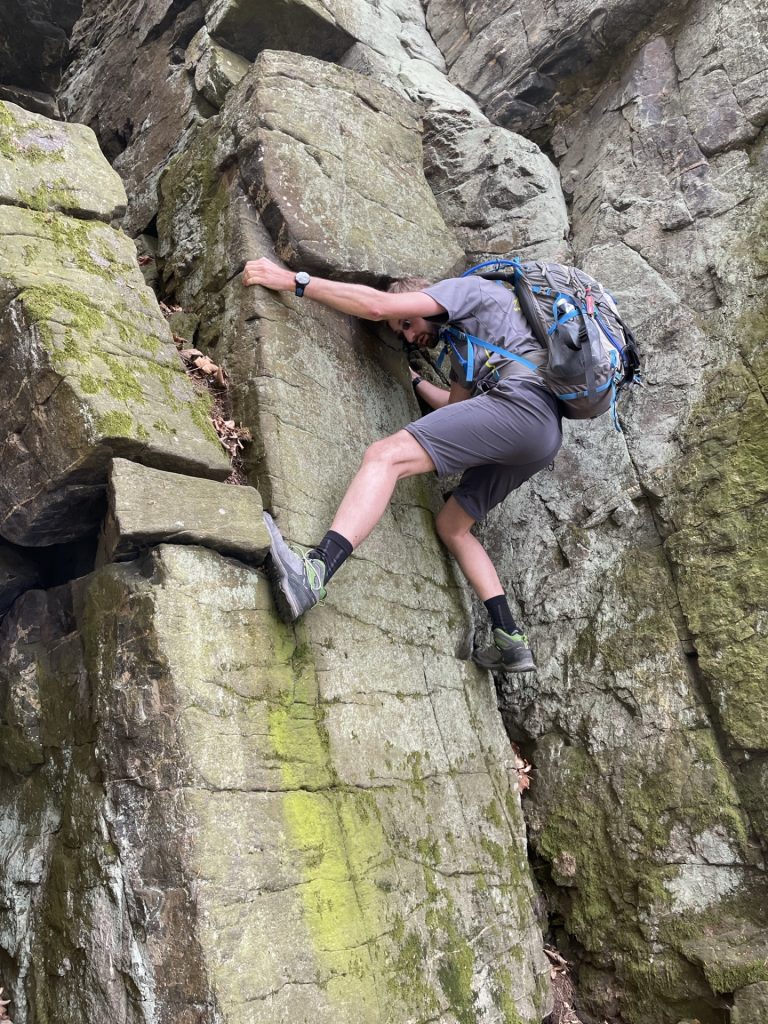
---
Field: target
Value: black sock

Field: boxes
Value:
[309,530,354,583]
[484,595,520,634]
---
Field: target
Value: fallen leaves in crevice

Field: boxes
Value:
[545,947,586,1024]
[0,986,12,1023]
[511,741,533,794]
[161,303,252,485]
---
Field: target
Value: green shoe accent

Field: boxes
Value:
[263,512,327,623]
[472,627,536,674]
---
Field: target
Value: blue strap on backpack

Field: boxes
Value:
[442,258,641,426]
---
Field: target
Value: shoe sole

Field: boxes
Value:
[472,653,537,674]
[263,513,306,623]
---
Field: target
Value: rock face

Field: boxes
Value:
[466,3,768,1022]
[0,0,82,116]
[1,0,766,1022]
[0,546,549,1023]
[1,53,551,1024]
[0,100,229,546]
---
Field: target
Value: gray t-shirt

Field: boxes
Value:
[424,276,545,393]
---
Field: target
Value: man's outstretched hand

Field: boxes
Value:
[243,258,294,291]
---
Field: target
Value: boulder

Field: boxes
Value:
[0,545,552,1023]
[98,458,270,565]
[205,0,355,62]
[185,26,251,109]
[228,51,463,279]
[0,100,126,221]
[423,108,570,264]
[0,105,230,546]
[732,983,768,1024]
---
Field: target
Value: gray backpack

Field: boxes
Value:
[451,259,641,421]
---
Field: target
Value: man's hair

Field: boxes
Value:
[386,277,432,294]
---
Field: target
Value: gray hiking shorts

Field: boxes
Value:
[405,378,562,521]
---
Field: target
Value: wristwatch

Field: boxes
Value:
[295,271,311,297]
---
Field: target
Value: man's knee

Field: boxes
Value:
[435,500,475,545]
[362,435,399,470]
[361,431,433,477]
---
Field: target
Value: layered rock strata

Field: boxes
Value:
[1,65,552,1024]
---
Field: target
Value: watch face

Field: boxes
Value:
[296,272,310,285]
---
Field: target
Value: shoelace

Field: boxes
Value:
[292,547,327,600]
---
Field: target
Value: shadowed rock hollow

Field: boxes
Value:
[0,1,766,1023]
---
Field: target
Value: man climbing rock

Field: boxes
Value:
[243,257,562,673]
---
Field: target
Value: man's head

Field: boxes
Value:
[385,277,440,349]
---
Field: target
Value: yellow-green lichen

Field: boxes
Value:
[96,410,135,437]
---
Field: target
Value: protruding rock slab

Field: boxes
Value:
[0,203,230,546]
[99,459,269,565]
[185,27,251,110]
[0,543,40,617]
[227,51,463,279]
[0,100,127,221]
[206,0,355,62]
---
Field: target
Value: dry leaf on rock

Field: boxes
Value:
[511,742,533,793]
[0,986,12,1023]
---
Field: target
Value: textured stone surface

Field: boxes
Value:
[0,100,126,221]
[423,0,670,136]
[0,203,229,545]
[0,545,550,1023]
[185,26,250,109]
[465,6,768,1022]
[58,0,213,234]
[0,544,41,617]
[205,0,355,62]
[423,108,569,264]
[99,458,269,565]
[732,982,768,1024]
[227,51,463,279]
[154,74,552,1021]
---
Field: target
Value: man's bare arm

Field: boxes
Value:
[242,257,443,321]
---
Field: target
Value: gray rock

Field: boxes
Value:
[0,198,229,545]
[423,107,570,264]
[98,458,270,565]
[185,26,251,109]
[0,545,552,1023]
[231,51,463,279]
[0,100,127,221]
[58,0,213,234]
[423,0,669,135]
[0,544,40,618]
[205,0,356,61]
[732,983,768,1024]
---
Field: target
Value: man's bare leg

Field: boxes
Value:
[435,496,535,673]
[330,430,436,547]
[434,496,504,601]
[264,429,434,622]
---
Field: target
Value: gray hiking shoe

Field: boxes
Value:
[263,512,327,623]
[473,628,536,674]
